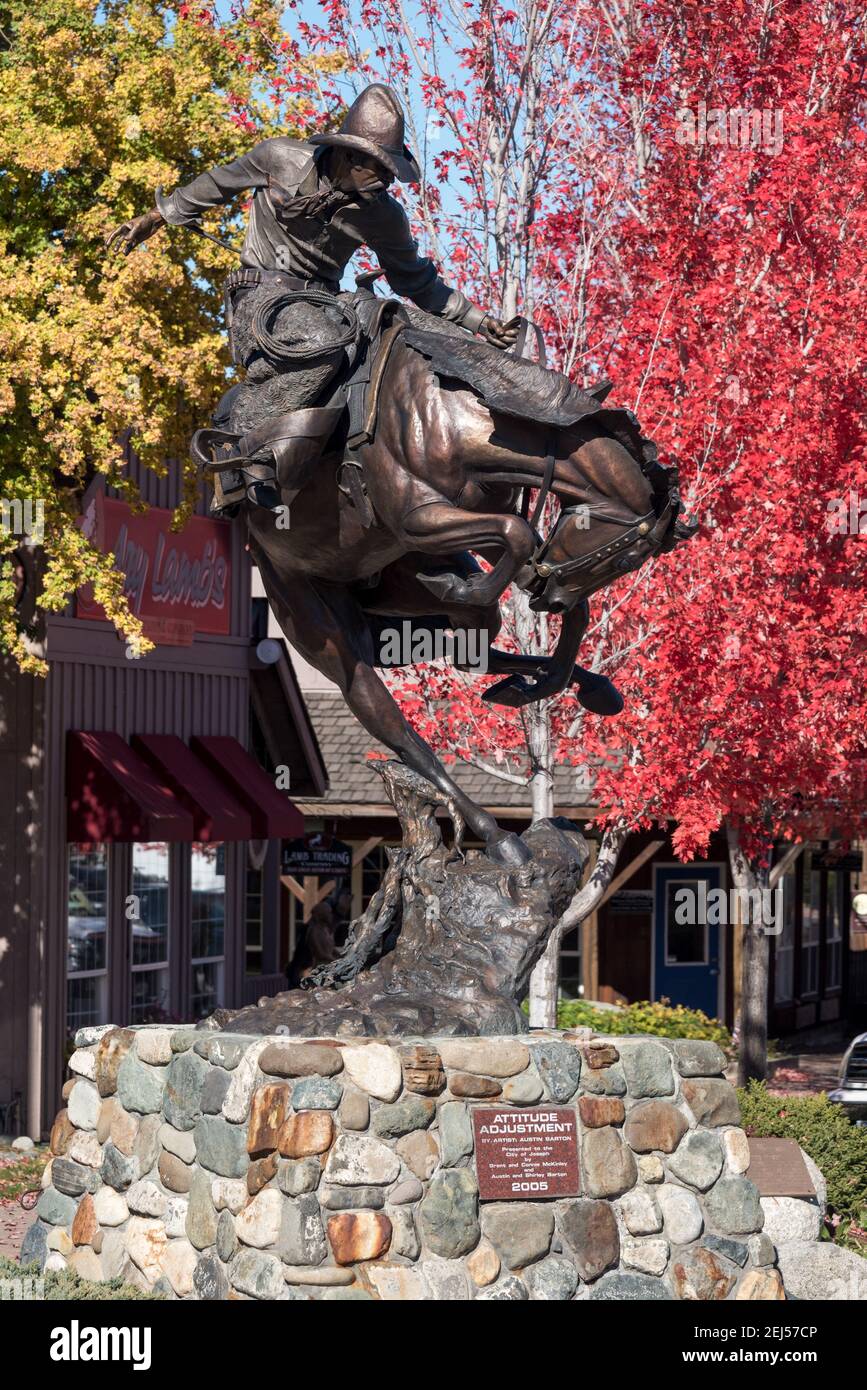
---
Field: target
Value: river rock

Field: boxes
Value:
[135,1029,173,1066]
[94,1028,135,1097]
[328,1211,392,1264]
[657,1184,704,1243]
[558,1199,619,1281]
[324,1134,400,1186]
[620,1041,674,1097]
[419,1170,479,1258]
[290,1076,343,1111]
[338,1089,370,1130]
[117,1055,167,1115]
[247,1083,289,1156]
[624,1100,689,1154]
[163,1051,208,1131]
[438,1101,474,1167]
[704,1176,763,1235]
[277,1158,321,1197]
[672,1245,736,1299]
[186,1166,218,1249]
[277,1194,328,1265]
[533,1042,582,1101]
[194,1252,230,1300]
[682,1078,741,1127]
[194,1115,249,1178]
[524,1255,579,1301]
[481,1203,555,1269]
[622,1238,670,1276]
[582,1126,637,1198]
[125,1215,167,1283]
[127,1180,167,1218]
[620,1186,663,1235]
[438,1039,529,1078]
[67,1079,101,1131]
[236,1188,284,1249]
[340,1044,402,1101]
[667,1131,724,1191]
[392,1134,437,1186]
[579,1096,625,1128]
[258,1042,343,1077]
[372,1094,435,1139]
[502,1069,545,1105]
[229,1248,286,1299]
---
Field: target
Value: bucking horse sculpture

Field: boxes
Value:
[109,84,696,873]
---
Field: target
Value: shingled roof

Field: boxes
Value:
[294,690,597,818]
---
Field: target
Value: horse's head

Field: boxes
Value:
[518,461,697,614]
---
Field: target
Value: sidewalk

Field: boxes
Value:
[0,1153,37,1262]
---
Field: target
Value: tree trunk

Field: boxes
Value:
[727,821,770,1086]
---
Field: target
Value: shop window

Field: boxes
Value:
[665,879,707,964]
[67,844,109,1038]
[801,858,821,997]
[246,860,264,976]
[826,870,843,992]
[130,843,171,1024]
[774,869,796,1004]
[191,842,226,1019]
[559,927,582,1000]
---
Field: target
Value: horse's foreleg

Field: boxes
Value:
[398,503,536,609]
[480,600,618,714]
[250,537,531,867]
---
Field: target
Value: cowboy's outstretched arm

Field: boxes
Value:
[366,198,519,346]
[106,142,277,255]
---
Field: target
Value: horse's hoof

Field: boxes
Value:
[486,831,533,867]
[418,572,469,604]
[482,675,535,708]
[574,670,624,716]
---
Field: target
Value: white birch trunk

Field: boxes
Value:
[726,821,770,1086]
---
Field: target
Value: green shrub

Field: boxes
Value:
[555,997,732,1049]
[0,1255,165,1300]
[0,1148,49,1201]
[738,1080,867,1251]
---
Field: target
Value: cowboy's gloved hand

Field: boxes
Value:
[479,314,521,350]
[105,206,165,257]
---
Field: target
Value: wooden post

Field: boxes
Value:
[581,841,599,1001]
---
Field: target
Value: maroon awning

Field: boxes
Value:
[132,734,253,843]
[192,734,303,838]
[67,731,195,844]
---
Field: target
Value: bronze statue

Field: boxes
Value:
[108,83,696,872]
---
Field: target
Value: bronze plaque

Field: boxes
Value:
[472,1107,581,1200]
[746,1137,816,1197]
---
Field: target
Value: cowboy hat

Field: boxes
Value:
[310,84,421,184]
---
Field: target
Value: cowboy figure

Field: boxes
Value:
[108,84,519,512]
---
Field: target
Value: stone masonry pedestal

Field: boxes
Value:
[27,1026,787,1301]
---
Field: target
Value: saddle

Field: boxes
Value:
[192,277,407,521]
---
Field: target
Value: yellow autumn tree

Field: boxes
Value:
[0,0,344,670]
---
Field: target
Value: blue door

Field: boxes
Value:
[654,866,721,1017]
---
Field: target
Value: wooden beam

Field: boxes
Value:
[352,836,383,867]
[581,841,600,1001]
[597,840,665,908]
[280,874,306,905]
[769,842,804,889]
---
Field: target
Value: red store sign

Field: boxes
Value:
[76,495,231,646]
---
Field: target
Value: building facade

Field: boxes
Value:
[0,456,325,1139]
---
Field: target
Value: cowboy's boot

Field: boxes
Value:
[192,407,343,515]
